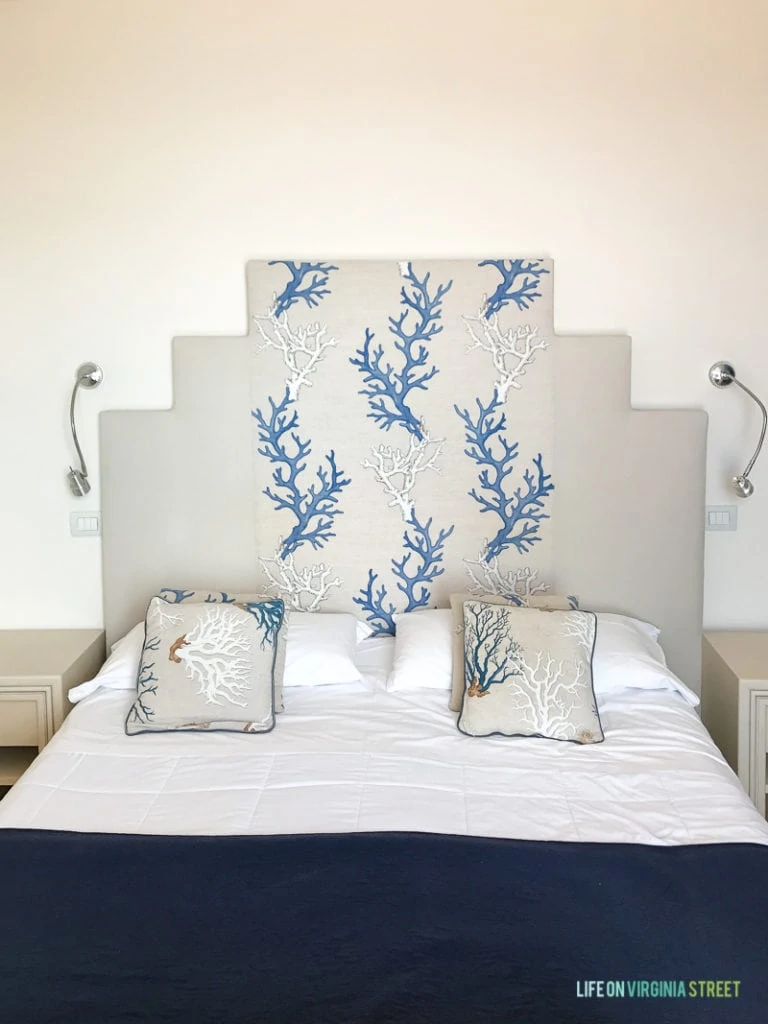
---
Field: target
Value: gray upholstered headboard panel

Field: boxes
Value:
[101,262,707,689]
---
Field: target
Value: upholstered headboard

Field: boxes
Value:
[101,259,707,689]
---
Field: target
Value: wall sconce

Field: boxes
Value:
[67,362,104,496]
[709,361,766,498]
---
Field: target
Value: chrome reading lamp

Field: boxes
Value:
[709,362,766,498]
[67,362,104,496]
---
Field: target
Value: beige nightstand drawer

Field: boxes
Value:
[0,695,46,747]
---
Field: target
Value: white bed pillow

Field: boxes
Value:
[387,609,453,691]
[284,612,362,687]
[593,613,699,706]
[385,608,699,706]
[69,612,372,703]
[68,622,145,704]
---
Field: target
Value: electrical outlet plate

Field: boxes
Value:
[705,505,737,532]
[69,511,101,537]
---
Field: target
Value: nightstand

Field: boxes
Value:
[0,629,105,787]
[702,631,768,819]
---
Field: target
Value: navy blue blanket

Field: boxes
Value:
[1,830,766,1024]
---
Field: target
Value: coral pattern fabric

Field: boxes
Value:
[249,259,556,632]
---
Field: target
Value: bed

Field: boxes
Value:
[2,638,767,844]
[2,637,768,1023]
[2,259,766,1024]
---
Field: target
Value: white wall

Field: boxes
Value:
[1,0,766,631]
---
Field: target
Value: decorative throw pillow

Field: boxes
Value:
[125,596,286,735]
[448,592,577,711]
[155,588,288,712]
[457,603,603,744]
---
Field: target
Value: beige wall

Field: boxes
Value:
[0,0,766,631]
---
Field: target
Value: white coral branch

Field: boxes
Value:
[562,613,594,651]
[507,653,584,737]
[147,603,183,634]
[176,607,253,708]
[260,552,341,611]
[362,434,444,520]
[463,310,547,401]
[464,555,549,602]
[253,309,337,400]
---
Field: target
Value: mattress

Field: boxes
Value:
[1,638,767,845]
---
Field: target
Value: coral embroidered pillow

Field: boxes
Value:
[448,592,577,711]
[154,588,288,712]
[126,597,286,735]
[457,604,603,744]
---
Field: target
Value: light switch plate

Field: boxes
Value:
[69,511,101,537]
[705,505,737,531]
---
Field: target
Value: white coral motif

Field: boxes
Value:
[507,653,586,738]
[464,555,549,601]
[253,309,337,400]
[562,612,594,651]
[176,606,253,708]
[463,310,547,402]
[260,552,342,611]
[362,433,444,520]
[147,603,183,634]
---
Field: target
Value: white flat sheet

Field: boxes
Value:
[1,638,767,845]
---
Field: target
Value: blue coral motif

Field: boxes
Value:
[353,570,397,636]
[269,261,338,318]
[463,603,523,695]
[354,510,455,635]
[455,393,553,561]
[480,259,549,317]
[350,263,453,440]
[128,657,159,724]
[252,388,350,559]
[238,599,285,648]
[158,589,195,604]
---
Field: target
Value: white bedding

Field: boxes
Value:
[2,638,767,845]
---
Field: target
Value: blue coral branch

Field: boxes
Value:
[455,394,554,561]
[269,261,339,318]
[393,511,455,612]
[479,259,549,316]
[130,661,159,723]
[354,510,454,632]
[350,263,452,439]
[239,599,285,648]
[484,453,553,561]
[143,635,161,652]
[159,588,195,604]
[252,388,351,559]
[464,603,522,693]
[204,592,236,604]
[353,570,397,636]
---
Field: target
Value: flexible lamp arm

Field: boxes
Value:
[67,362,103,497]
[69,380,89,480]
[709,361,767,498]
